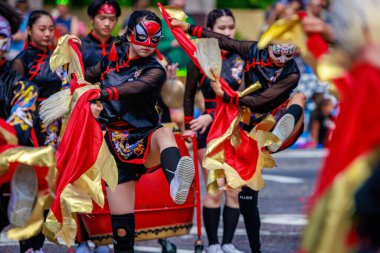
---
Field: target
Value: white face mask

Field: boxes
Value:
[268,44,296,65]
[0,16,11,52]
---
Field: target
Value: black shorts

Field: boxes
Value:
[105,124,162,184]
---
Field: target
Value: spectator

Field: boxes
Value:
[53,0,86,38]
[263,0,306,31]
[118,0,150,36]
[309,96,336,147]
[7,0,30,60]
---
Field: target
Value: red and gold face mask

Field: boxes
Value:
[130,20,162,48]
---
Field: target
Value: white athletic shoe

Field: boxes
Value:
[170,156,195,205]
[222,244,245,253]
[267,114,295,152]
[207,244,224,253]
[33,250,45,253]
[94,245,111,253]
[24,249,44,253]
[75,242,91,253]
[8,164,38,227]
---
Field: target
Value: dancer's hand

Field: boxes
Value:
[217,177,227,190]
[211,79,224,98]
[301,16,335,43]
[190,114,213,134]
[167,63,178,79]
[67,34,82,46]
[183,129,195,143]
[170,18,190,32]
[90,101,103,119]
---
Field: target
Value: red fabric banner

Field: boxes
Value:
[311,63,380,204]
[51,89,103,223]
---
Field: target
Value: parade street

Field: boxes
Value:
[0,149,325,253]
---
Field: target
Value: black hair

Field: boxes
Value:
[27,10,53,29]
[0,1,22,35]
[87,0,121,18]
[26,10,53,44]
[126,10,161,36]
[206,8,235,30]
[116,10,161,45]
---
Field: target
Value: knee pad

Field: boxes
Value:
[111,213,135,253]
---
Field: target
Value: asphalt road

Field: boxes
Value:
[0,149,325,253]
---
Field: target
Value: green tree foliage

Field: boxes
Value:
[44,0,168,8]
[217,0,276,9]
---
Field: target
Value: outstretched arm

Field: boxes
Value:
[184,61,201,130]
[223,73,300,113]
[170,19,256,60]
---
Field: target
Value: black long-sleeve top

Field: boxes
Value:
[188,25,300,114]
[12,43,63,99]
[81,32,117,68]
[184,51,244,130]
[85,43,166,128]
[0,59,38,145]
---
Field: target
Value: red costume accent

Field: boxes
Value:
[97,3,116,15]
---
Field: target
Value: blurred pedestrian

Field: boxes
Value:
[309,96,335,148]
[53,0,86,38]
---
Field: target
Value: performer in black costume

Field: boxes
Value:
[172,18,305,253]
[183,8,244,253]
[0,3,45,253]
[81,0,121,69]
[11,10,66,253]
[70,10,195,253]
[12,10,66,151]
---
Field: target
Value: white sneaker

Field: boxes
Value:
[8,164,38,227]
[222,244,245,253]
[170,156,195,205]
[207,244,224,253]
[75,242,91,253]
[267,114,295,152]
[94,245,111,253]
[24,249,44,253]
[33,250,45,253]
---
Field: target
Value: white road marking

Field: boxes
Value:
[260,214,308,226]
[262,174,304,184]
[273,149,327,158]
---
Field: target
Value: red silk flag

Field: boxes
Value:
[312,63,380,203]
[158,3,265,192]
[300,63,380,252]
[50,89,103,223]
[42,36,117,245]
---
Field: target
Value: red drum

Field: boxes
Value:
[78,134,200,246]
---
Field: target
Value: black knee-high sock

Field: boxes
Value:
[203,206,221,245]
[160,147,181,183]
[31,232,45,250]
[284,104,303,125]
[19,238,33,253]
[111,213,135,253]
[19,232,45,252]
[239,187,261,253]
[222,206,240,245]
[19,224,46,252]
